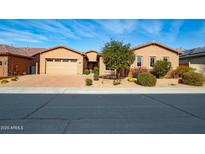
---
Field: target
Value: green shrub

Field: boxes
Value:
[127,77,137,82]
[137,72,157,87]
[93,66,99,75]
[176,66,195,77]
[83,69,90,75]
[85,78,93,86]
[182,72,205,86]
[152,60,171,78]
[113,79,121,85]
[11,76,18,81]
[1,79,9,84]
[93,73,99,81]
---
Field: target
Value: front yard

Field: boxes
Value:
[0,74,204,88]
[90,77,205,88]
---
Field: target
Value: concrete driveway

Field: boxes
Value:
[0,94,205,134]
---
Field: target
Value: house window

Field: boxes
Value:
[62,59,69,62]
[163,57,169,62]
[136,56,142,67]
[150,56,156,67]
[70,59,77,62]
[54,59,61,62]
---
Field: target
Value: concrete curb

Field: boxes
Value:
[0,87,205,94]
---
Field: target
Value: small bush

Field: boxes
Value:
[152,60,171,78]
[93,66,99,75]
[93,73,99,81]
[127,77,137,82]
[85,78,93,86]
[132,67,148,78]
[83,69,90,75]
[1,79,9,84]
[182,72,205,86]
[176,66,195,77]
[137,72,157,87]
[11,76,18,81]
[113,79,121,85]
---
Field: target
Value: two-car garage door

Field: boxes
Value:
[46,59,78,75]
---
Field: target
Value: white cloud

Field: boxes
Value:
[0,26,48,43]
[138,20,183,42]
[66,20,97,38]
[11,20,79,40]
[140,20,163,35]
[95,19,137,34]
[0,38,13,44]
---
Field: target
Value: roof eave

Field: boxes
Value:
[132,42,180,54]
[33,45,85,56]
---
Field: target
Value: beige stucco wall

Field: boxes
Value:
[131,45,179,69]
[86,52,98,62]
[39,48,84,74]
[99,56,105,75]
[0,56,8,77]
[190,63,205,74]
[99,56,114,76]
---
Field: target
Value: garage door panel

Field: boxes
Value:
[46,59,77,75]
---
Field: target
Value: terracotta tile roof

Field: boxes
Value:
[132,41,181,54]
[0,44,45,58]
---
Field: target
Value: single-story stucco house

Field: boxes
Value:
[0,42,180,77]
[180,47,205,74]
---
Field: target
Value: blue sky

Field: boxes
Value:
[0,19,205,51]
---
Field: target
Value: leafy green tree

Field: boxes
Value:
[102,40,135,78]
[152,60,171,78]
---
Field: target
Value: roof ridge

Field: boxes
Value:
[33,45,85,56]
[132,41,180,54]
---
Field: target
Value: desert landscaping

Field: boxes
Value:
[0,73,204,88]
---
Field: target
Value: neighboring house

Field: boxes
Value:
[131,42,180,70]
[0,45,44,77]
[0,42,180,77]
[180,47,205,74]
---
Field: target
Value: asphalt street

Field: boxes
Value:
[0,94,205,133]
